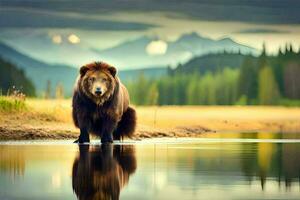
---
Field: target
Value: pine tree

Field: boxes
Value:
[45,80,52,99]
[278,47,283,56]
[289,43,294,53]
[258,43,268,70]
[261,42,267,56]
[134,73,148,105]
[258,66,280,105]
[146,83,159,105]
[199,72,216,105]
[285,43,289,54]
[238,57,258,103]
[55,82,64,99]
[187,75,200,105]
[283,63,300,99]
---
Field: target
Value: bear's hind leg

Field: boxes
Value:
[113,107,136,140]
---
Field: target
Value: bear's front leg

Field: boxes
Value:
[74,128,90,144]
[101,118,117,144]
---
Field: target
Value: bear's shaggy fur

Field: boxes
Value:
[72,61,136,143]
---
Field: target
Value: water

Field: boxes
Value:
[1,132,300,200]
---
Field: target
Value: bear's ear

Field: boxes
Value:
[80,66,89,77]
[108,66,117,77]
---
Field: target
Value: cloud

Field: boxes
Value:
[1,0,300,25]
[51,34,62,44]
[68,34,80,44]
[234,29,291,34]
[146,40,168,55]
[0,8,156,31]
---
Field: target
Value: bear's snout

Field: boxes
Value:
[92,82,107,96]
[95,87,102,95]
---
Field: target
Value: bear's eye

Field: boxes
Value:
[102,78,107,82]
[88,77,95,82]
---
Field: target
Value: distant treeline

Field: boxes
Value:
[0,57,35,96]
[126,45,300,106]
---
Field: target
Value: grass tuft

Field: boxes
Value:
[0,96,26,112]
[0,86,27,112]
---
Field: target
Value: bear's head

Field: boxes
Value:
[79,62,117,105]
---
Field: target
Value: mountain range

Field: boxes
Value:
[95,32,258,68]
[1,32,258,69]
[0,32,259,96]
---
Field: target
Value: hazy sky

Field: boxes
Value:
[1,0,300,54]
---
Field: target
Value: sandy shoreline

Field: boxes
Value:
[0,120,213,141]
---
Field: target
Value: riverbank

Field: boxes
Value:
[0,99,299,140]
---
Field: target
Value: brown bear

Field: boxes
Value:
[72,61,136,143]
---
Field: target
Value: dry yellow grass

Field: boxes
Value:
[26,98,73,123]
[26,99,300,132]
[136,105,300,131]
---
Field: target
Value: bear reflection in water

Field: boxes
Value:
[72,144,137,200]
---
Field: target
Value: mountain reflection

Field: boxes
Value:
[72,144,137,200]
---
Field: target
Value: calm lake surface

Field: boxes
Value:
[1,132,300,200]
